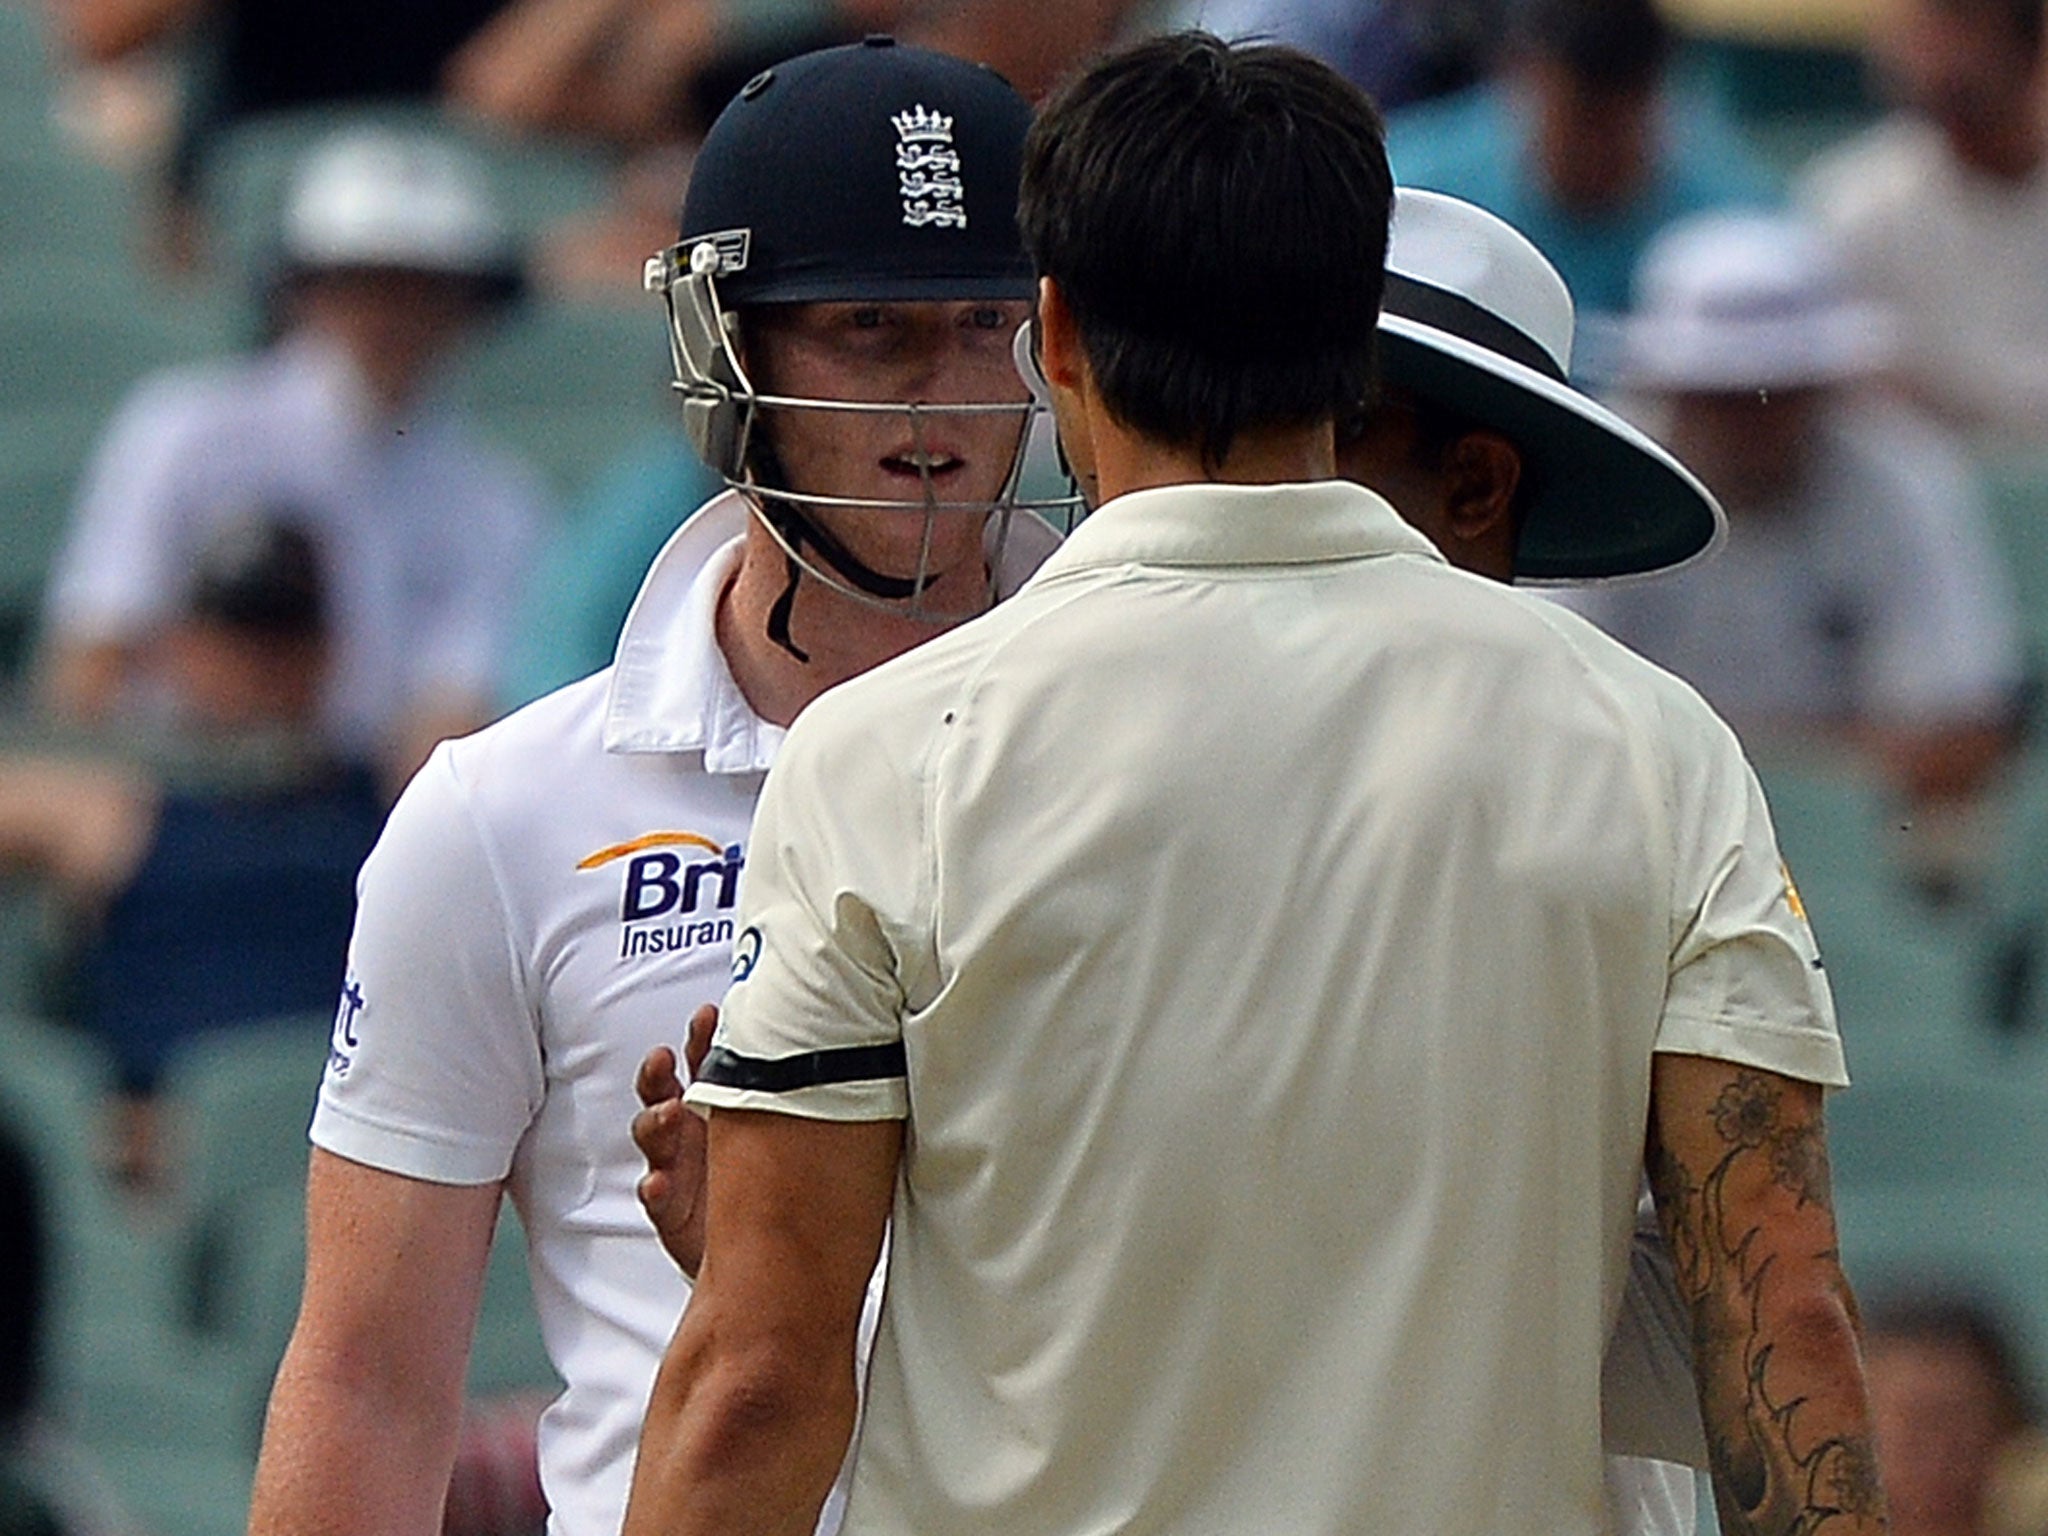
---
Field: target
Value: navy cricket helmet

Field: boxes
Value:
[642,38,1068,647]
[645,36,1039,479]
[674,35,1035,306]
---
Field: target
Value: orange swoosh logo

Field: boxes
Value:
[577,831,727,870]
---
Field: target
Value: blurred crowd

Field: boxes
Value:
[1862,1283,2048,1536]
[21,0,2046,844]
[2,0,2047,1531]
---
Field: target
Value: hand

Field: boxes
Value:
[633,1003,718,1278]
[440,0,622,134]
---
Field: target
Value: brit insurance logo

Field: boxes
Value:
[327,972,366,1080]
[578,831,744,962]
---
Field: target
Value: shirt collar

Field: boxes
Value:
[1028,479,1443,582]
[603,490,1067,771]
[603,491,774,771]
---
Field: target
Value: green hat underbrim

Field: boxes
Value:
[1378,319,1724,584]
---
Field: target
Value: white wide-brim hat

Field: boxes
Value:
[1620,211,1893,393]
[280,126,522,295]
[1378,188,1725,583]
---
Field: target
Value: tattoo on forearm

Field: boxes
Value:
[1648,1072,1885,1535]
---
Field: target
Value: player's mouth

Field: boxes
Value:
[880,447,965,479]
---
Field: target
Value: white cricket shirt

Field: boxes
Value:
[693,479,1844,1536]
[313,490,1056,1536]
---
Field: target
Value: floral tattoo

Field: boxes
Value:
[1649,1071,1885,1535]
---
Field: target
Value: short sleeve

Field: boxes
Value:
[311,742,545,1183]
[43,379,201,641]
[686,691,928,1123]
[1655,701,1848,1088]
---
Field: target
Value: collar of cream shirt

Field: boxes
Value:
[1026,479,1443,585]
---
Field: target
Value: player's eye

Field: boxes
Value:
[965,306,1006,331]
[848,307,887,330]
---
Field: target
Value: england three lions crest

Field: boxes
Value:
[893,105,966,229]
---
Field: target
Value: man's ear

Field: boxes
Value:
[1441,431,1523,544]
[1036,276,1087,395]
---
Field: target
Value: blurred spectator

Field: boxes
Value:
[1799,0,2048,448]
[1,515,384,1189]
[528,12,865,299]
[904,0,1153,102]
[1863,1285,2048,1536]
[535,0,1151,301]
[1386,0,1774,375]
[441,0,725,145]
[36,125,546,792]
[44,0,506,117]
[1563,212,2024,824]
[448,0,1141,154]
[42,0,513,250]
[1165,0,1498,109]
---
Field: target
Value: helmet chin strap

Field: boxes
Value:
[748,440,949,664]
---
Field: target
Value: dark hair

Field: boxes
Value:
[1511,0,1671,92]
[2013,0,2046,55]
[1864,1283,2041,1435]
[1939,0,2048,57]
[188,514,327,640]
[1335,388,1476,460]
[1019,32,1392,468]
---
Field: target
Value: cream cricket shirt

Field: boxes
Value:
[692,479,1845,1536]
[313,491,1058,1536]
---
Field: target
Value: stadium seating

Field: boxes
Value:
[0,72,243,680]
[1978,450,2048,674]
[2,2,2040,1525]
[1975,749,2048,1037]
[0,1002,564,1534]
[154,1015,329,1335]
[0,1012,260,1536]
[1754,757,1986,1082]
[469,1205,566,1403]
[1751,750,2048,1390]
[451,300,678,498]
[0,154,129,264]
[0,78,641,679]
[0,876,65,1019]
[152,1013,561,1400]
[0,0,103,167]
